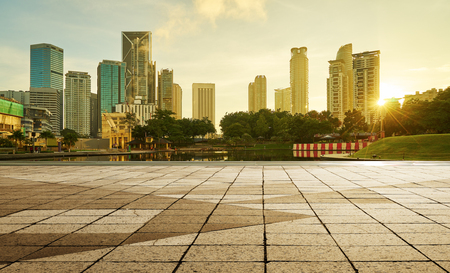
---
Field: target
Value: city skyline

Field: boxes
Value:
[1,0,449,128]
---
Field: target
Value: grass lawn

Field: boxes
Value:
[351,134,450,160]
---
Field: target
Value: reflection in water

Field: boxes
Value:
[293,150,349,158]
[24,149,324,162]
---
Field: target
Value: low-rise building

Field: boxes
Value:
[0,98,24,138]
[101,112,132,149]
[404,88,442,102]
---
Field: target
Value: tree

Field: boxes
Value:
[60,128,79,138]
[39,130,55,147]
[423,87,450,133]
[340,109,368,141]
[254,115,270,139]
[0,138,14,147]
[62,132,78,152]
[8,129,25,148]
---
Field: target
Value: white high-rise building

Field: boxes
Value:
[65,71,91,135]
[352,50,380,124]
[327,44,353,121]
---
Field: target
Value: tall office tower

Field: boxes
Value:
[327,44,353,121]
[122,31,156,104]
[97,60,126,114]
[30,88,61,134]
[172,83,182,119]
[90,93,98,137]
[248,75,267,112]
[30,43,64,130]
[65,71,91,136]
[274,87,291,112]
[157,69,174,111]
[352,50,380,124]
[290,47,309,114]
[192,83,215,126]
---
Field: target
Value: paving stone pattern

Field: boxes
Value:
[0,164,449,272]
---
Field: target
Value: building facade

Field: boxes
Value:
[248,75,267,112]
[0,90,30,106]
[97,60,126,114]
[290,47,309,114]
[157,69,174,111]
[0,98,23,136]
[65,71,91,136]
[192,83,215,126]
[22,106,52,136]
[115,103,157,126]
[352,50,380,124]
[30,87,61,134]
[30,43,64,131]
[274,87,291,112]
[101,112,131,149]
[172,83,182,119]
[122,31,156,104]
[90,93,98,137]
[327,44,353,121]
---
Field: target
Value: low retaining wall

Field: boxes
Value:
[293,142,370,152]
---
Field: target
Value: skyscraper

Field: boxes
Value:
[248,75,267,112]
[157,69,173,111]
[274,87,291,112]
[90,93,98,137]
[352,50,380,124]
[172,83,182,119]
[122,31,156,104]
[192,83,215,126]
[30,43,64,131]
[327,44,353,121]
[290,47,309,114]
[65,71,91,136]
[97,60,126,114]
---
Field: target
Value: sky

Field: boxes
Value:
[0,0,449,129]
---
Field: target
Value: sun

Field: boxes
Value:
[377,98,386,106]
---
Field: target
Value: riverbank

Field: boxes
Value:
[351,134,450,160]
[0,150,159,161]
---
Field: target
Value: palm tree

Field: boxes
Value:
[39,130,55,148]
[62,132,78,152]
[8,129,25,148]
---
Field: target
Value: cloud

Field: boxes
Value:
[195,0,267,25]
[437,64,450,72]
[408,67,429,71]
[154,0,267,41]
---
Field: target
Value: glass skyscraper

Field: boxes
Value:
[122,31,156,104]
[97,60,126,114]
[30,43,64,131]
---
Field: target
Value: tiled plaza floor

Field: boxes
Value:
[0,162,449,272]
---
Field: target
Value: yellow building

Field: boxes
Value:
[248,75,267,112]
[274,87,291,112]
[101,112,132,149]
[290,47,309,114]
[327,44,353,122]
[0,98,23,137]
[172,83,182,119]
[192,83,215,126]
